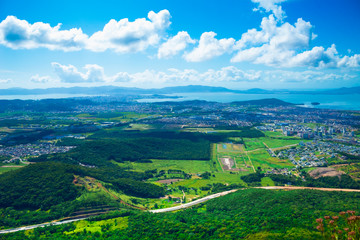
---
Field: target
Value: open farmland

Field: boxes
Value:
[215,143,253,172]
[115,159,213,174]
[247,149,294,170]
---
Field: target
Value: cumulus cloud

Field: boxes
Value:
[87,10,171,52]
[252,0,287,21]
[52,62,110,83]
[231,14,360,68]
[184,32,235,62]
[0,16,87,51]
[1,5,359,70]
[30,74,57,83]
[51,63,262,84]
[47,63,357,85]
[157,31,195,59]
[0,10,170,53]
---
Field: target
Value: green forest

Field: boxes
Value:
[3,189,360,239]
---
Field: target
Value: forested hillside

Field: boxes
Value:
[4,189,360,239]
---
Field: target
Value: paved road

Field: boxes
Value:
[149,189,239,213]
[3,186,360,234]
[0,218,88,234]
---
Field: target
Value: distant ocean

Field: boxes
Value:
[1,92,359,111]
[0,94,102,100]
[138,92,360,111]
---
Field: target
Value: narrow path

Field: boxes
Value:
[96,182,146,210]
[245,151,255,172]
[245,148,263,153]
[271,143,299,151]
[263,142,276,156]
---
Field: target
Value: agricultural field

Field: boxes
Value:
[247,149,294,170]
[114,159,213,174]
[123,124,153,131]
[243,134,305,151]
[171,173,246,189]
[214,137,296,173]
[214,143,253,172]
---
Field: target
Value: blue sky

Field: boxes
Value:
[0,0,359,89]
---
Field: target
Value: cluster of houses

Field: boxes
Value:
[266,168,293,176]
[0,143,75,159]
[257,123,357,142]
[277,141,360,168]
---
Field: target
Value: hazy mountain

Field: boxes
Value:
[0,85,359,96]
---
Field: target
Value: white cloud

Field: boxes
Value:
[252,0,287,21]
[1,5,359,70]
[337,54,360,68]
[231,14,360,69]
[184,32,235,62]
[0,78,12,83]
[30,74,56,83]
[232,16,313,64]
[262,70,357,83]
[47,63,358,85]
[51,63,261,84]
[157,31,195,59]
[52,62,111,83]
[86,10,171,53]
[0,10,170,53]
[0,16,87,51]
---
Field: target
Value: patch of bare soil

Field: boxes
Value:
[220,157,234,171]
[309,167,345,179]
[157,179,184,184]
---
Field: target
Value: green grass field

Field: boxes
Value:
[172,173,247,188]
[261,177,275,186]
[115,159,213,174]
[65,216,128,234]
[0,167,21,174]
[124,124,153,131]
[247,149,294,170]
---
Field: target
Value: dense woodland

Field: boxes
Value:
[241,170,360,189]
[0,161,165,229]
[0,162,79,210]
[3,189,360,239]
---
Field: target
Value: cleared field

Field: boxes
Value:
[0,167,20,174]
[243,135,305,150]
[248,149,294,170]
[124,124,152,131]
[116,159,213,174]
[214,143,252,172]
[182,128,215,133]
[261,177,275,187]
[65,216,128,234]
[173,173,247,188]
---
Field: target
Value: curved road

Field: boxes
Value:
[149,189,239,213]
[0,218,88,234]
[2,186,360,234]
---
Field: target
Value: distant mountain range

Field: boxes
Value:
[0,85,359,96]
